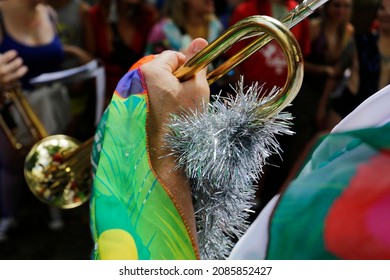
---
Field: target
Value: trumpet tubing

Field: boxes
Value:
[22,0,329,209]
[175,15,304,118]
[0,86,48,150]
[174,0,328,84]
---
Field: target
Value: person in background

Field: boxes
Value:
[208,0,243,30]
[48,0,97,141]
[377,2,390,89]
[226,0,311,214]
[48,0,93,69]
[86,0,158,104]
[306,0,358,131]
[144,0,224,94]
[0,0,66,241]
[331,0,390,119]
[45,0,96,231]
[146,0,165,11]
[230,0,390,260]
[228,0,311,93]
[0,1,65,91]
[144,0,224,55]
[271,0,358,197]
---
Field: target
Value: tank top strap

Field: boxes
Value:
[46,5,60,34]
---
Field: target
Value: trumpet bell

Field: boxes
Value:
[24,134,92,209]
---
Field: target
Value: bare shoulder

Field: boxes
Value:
[41,3,58,20]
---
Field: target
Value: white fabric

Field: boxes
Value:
[30,59,106,125]
[26,83,71,135]
[12,83,70,146]
[228,195,279,260]
[332,84,390,132]
[229,84,390,260]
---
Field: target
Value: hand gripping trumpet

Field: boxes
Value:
[23,0,329,211]
[91,0,331,261]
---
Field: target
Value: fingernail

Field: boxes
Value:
[193,41,202,53]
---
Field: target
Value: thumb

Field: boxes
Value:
[185,38,208,63]
[184,38,209,80]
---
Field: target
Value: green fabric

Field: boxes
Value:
[90,92,197,260]
[266,123,390,259]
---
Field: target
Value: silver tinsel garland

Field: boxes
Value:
[164,79,294,260]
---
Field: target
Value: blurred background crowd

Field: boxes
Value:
[0,0,389,259]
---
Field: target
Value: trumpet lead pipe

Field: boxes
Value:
[174,0,329,84]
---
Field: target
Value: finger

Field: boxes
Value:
[184,38,208,63]
[4,57,25,73]
[3,65,28,83]
[0,50,25,76]
[152,50,186,74]
[0,58,28,84]
[184,38,209,80]
[0,50,19,64]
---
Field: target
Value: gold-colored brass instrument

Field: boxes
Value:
[0,85,48,150]
[175,15,304,118]
[24,136,93,209]
[0,80,93,209]
[0,84,93,209]
[22,0,329,209]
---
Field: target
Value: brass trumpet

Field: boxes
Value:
[3,60,103,208]
[22,0,329,209]
[24,135,93,209]
[0,84,93,209]
[0,85,48,150]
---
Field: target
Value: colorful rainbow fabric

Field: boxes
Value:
[89,57,198,260]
